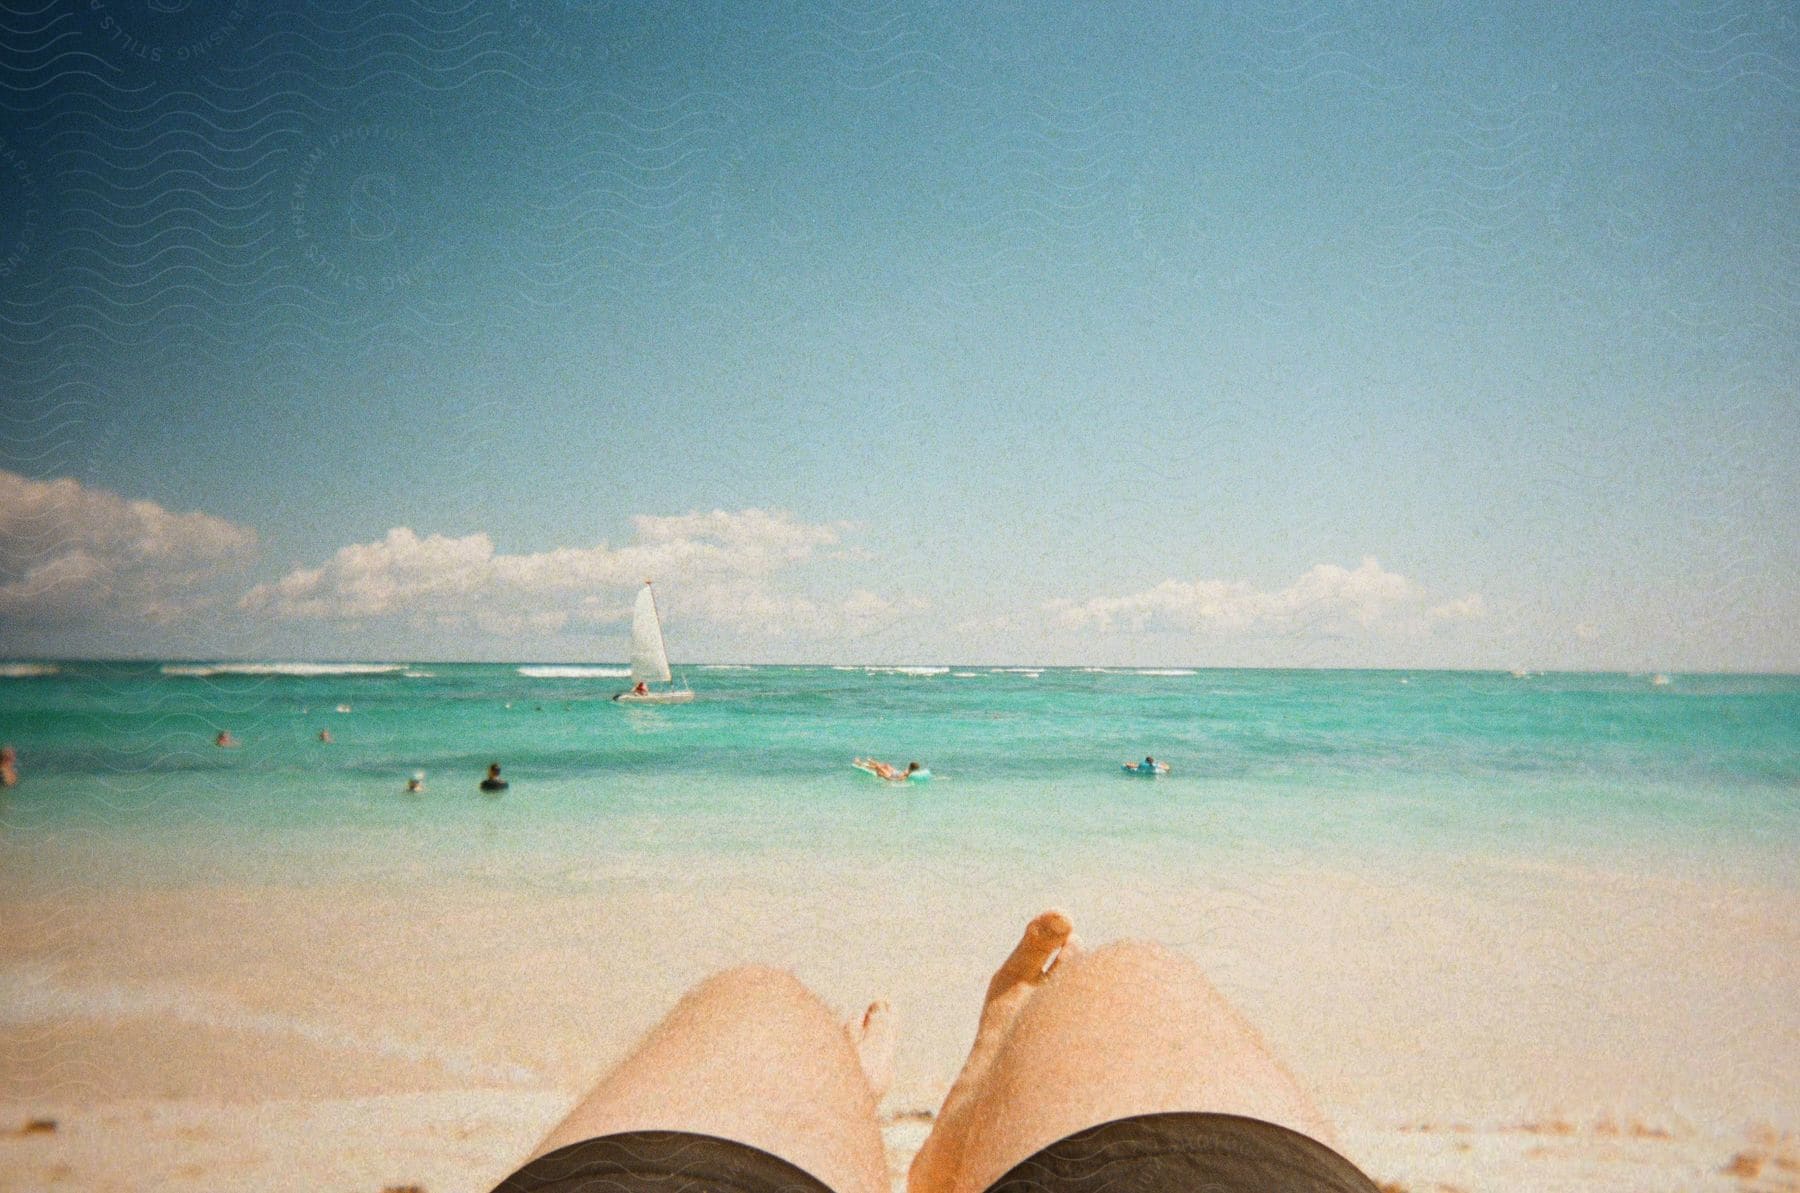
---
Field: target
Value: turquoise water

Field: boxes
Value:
[2,662,1796,885]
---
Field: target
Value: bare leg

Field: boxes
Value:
[527,965,891,1193]
[910,912,1335,1193]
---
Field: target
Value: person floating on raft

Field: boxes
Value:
[853,757,930,783]
[1123,755,1169,775]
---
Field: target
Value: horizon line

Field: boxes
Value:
[5,657,1796,678]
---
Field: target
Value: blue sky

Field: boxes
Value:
[1,1,1794,668]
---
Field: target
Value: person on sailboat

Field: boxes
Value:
[612,582,694,703]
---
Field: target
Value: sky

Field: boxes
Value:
[0,1,1794,668]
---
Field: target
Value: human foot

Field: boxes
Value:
[907,910,1076,1193]
[849,999,896,1099]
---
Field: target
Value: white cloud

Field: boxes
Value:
[242,528,493,620]
[630,509,846,566]
[0,470,257,622]
[1428,593,1487,622]
[1048,558,1474,637]
[240,509,896,639]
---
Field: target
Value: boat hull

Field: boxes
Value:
[612,689,694,704]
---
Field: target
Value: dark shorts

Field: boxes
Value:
[491,1112,1381,1192]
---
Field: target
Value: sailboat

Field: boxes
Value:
[612,581,693,704]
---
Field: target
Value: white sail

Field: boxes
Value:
[628,583,672,684]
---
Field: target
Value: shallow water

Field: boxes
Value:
[1,662,1795,888]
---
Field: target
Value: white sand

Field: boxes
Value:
[1,842,1796,1191]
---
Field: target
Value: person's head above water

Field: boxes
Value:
[905,761,921,774]
[487,762,501,778]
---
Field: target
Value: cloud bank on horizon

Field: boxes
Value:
[0,471,257,625]
[2,470,1504,664]
[1047,558,1486,637]
[238,508,886,638]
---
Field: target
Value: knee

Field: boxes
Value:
[683,964,834,1025]
[1069,938,1197,980]
[1049,939,1222,1006]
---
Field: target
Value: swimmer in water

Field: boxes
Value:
[856,758,924,782]
[215,731,239,748]
[318,729,333,744]
[480,762,508,792]
[0,746,17,787]
[405,774,425,793]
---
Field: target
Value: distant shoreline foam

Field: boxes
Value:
[160,663,407,678]
[515,666,631,679]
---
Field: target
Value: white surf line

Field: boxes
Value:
[516,666,630,678]
[0,964,538,1086]
[160,663,408,677]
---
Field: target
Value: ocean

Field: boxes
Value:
[3,662,1795,891]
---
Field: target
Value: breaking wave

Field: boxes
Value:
[516,666,631,679]
[160,663,407,678]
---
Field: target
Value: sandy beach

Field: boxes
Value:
[3,837,1795,1192]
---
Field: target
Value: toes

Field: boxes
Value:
[991,909,1075,992]
[1026,908,1073,945]
[1045,930,1082,975]
[851,999,896,1099]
